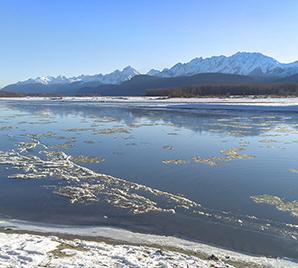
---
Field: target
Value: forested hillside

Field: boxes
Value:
[145,83,298,97]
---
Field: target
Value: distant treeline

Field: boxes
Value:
[0,91,67,98]
[145,82,298,98]
[0,91,26,97]
[0,91,103,98]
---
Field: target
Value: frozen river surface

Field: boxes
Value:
[0,97,298,264]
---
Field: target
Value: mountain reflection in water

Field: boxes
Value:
[0,100,298,259]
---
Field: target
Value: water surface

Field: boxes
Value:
[1,100,298,259]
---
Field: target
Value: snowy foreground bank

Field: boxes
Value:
[0,232,232,268]
[1,96,298,267]
[0,224,296,268]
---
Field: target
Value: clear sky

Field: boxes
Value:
[1,0,298,88]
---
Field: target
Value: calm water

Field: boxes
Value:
[1,100,298,259]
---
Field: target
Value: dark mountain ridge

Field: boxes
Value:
[76,73,260,96]
[274,73,298,84]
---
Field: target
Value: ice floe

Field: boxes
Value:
[2,140,200,215]
[251,194,298,218]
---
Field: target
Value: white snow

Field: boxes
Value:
[3,95,298,111]
[146,52,298,78]
[0,219,296,268]
[15,66,140,87]
[0,232,237,268]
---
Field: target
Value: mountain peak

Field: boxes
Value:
[150,52,297,78]
[123,65,137,71]
[121,66,140,76]
[8,52,298,92]
[15,66,140,87]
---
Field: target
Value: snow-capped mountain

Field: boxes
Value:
[16,66,140,87]
[4,52,298,95]
[147,52,298,78]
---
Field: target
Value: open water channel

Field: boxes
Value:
[0,100,298,260]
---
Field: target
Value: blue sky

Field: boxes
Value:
[1,0,298,88]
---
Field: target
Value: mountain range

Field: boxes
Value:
[3,52,298,96]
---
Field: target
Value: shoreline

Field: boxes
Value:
[0,218,296,267]
[0,228,261,268]
[2,96,298,112]
[1,95,298,103]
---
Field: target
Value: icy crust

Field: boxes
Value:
[1,140,200,215]
[251,195,298,218]
[162,147,255,167]
[69,155,105,164]
[162,159,190,164]
[192,148,254,167]
[2,140,298,243]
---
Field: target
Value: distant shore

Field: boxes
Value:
[1,96,298,113]
[1,95,298,103]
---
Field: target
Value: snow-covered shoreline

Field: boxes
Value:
[1,96,298,267]
[1,95,298,104]
[2,95,298,109]
[0,231,253,268]
[0,219,296,268]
